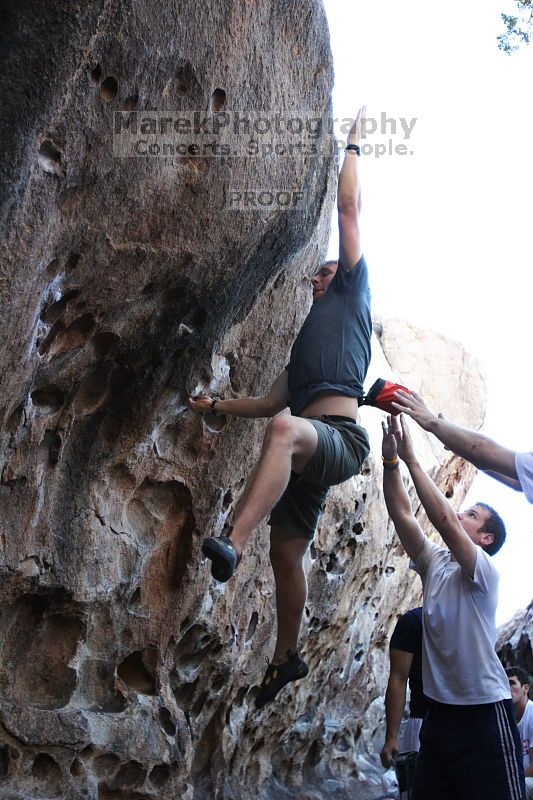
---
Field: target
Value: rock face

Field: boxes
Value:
[0,3,485,799]
[497,600,533,676]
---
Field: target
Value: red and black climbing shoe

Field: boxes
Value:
[254,650,309,709]
[202,535,240,582]
[363,378,413,415]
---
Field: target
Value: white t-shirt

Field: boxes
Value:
[414,538,511,705]
[518,699,533,771]
[516,452,533,503]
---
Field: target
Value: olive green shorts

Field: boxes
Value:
[268,415,370,541]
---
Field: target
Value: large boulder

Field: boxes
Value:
[0,2,485,798]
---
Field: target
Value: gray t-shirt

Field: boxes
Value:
[414,537,511,705]
[287,255,372,416]
[516,451,533,503]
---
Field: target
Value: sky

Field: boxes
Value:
[323,0,533,624]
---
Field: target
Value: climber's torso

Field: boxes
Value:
[286,255,372,420]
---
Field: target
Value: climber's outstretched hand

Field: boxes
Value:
[187,395,215,414]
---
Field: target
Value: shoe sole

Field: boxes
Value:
[202,539,236,582]
[255,662,309,709]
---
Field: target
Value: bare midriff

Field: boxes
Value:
[299,391,359,421]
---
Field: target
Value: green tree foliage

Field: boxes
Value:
[498,0,533,53]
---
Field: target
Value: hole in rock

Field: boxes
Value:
[92,331,120,360]
[149,764,170,787]
[39,430,62,467]
[100,76,119,101]
[90,64,102,82]
[93,753,120,777]
[123,93,138,111]
[0,745,9,778]
[39,312,95,358]
[41,289,81,324]
[325,554,345,575]
[73,361,123,416]
[211,88,226,112]
[32,753,62,783]
[352,522,363,535]
[65,252,81,271]
[46,257,59,276]
[141,281,157,296]
[245,611,259,642]
[175,60,194,96]
[222,489,233,510]
[129,587,141,605]
[309,543,317,560]
[203,411,226,432]
[111,761,146,789]
[6,594,84,709]
[191,690,208,719]
[211,673,227,694]
[78,659,127,712]
[126,479,195,587]
[385,566,395,575]
[159,286,186,307]
[117,648,157,695]
[70,758,83,776]
[174,624,220,670]
[445,489,453,498]
[38,140,62,173]
[235,685,248,705]
[159,706,176,736]
[31,386,65,414]
[172,678,198,710]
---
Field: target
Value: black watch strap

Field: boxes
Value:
[345,143,360,155]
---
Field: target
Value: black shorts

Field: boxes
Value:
[268,415,370,540]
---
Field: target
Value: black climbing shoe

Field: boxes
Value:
[202,535,240,582]
[255,650,309,709]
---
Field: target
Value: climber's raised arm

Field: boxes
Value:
[337,106,364,270]
[187,369,289,419]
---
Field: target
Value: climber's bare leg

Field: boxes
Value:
[269,528,310,663]
[229,416,318,555]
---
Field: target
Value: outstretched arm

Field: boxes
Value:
[393,390,519,482]
[380,649,413,768]
[392,414,479,576]
[381,418,426,561]
[337,106,365,270]
[188,370,289,419]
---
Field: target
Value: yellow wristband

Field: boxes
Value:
[382,456,399,465]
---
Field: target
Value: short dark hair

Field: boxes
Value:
[475,502,506,556]
[505,666,530,686]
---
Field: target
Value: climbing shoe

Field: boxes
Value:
[255,650,309,709]
[362,378,413,415]
[202,535,240,582]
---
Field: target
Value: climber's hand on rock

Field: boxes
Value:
[187,395,215,414]
[347,105,366,146]
[381,415,399,460]
[380,736,399,769]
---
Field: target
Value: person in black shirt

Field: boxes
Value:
[188,108,371,707]
[381,607,430,768]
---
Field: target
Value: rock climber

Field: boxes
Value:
[189,106,392,708]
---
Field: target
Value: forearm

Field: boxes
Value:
[337,151,361,212]
[214,396,276,419]
[383,466,413,522]
[429,418,516,475]
[384,679,407,740]
[406,458,456,534]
